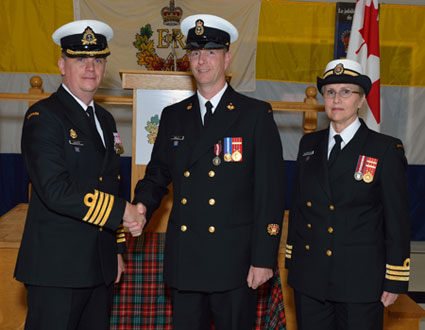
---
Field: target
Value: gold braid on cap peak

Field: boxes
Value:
[66,48,110,56]
[323,68,360,79]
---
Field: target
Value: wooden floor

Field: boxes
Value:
[1,204,425,330]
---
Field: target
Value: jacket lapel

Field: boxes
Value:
[328,120,369,183]
[56,86,105,153]
[188,86,241,168]
[182,94,203,150]
[309,130,333,201]
[96,107,114,172]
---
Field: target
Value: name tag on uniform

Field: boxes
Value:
[170,135,184,141]
[170,135,184,147]
[69,140,84,146]
[302,150,314,157]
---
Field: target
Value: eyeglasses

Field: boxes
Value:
[323,89,360,99]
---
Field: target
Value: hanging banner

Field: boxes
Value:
[76,0,261,91]
[334,2,356,59]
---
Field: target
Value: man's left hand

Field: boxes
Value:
[381,291,399,307]
[115,254,125,283]
[246,265,273,289]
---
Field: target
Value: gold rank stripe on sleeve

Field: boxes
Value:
[385,258,410,281]
[385,274,409,281]
[286,244,293,259]
[83,189,115,227]
[116,224,126,243]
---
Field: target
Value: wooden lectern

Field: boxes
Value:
[120,70,197,232]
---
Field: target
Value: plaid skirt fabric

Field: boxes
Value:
[111,232,286,329]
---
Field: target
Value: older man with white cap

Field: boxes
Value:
[14,20,145,330]
[285,59,410,330]
[133,14,286,330]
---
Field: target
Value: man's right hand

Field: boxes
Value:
[123,202,147,237]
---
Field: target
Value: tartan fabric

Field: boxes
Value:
[111,232,286,329]
[111,232,172,329]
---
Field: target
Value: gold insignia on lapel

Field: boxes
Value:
[267,109,273,114]
[267,223,280,236]
[227,103,235,111]
[186,103,192,111]
[69,129,78,139]
[26,112,39,120]
[397,143,404,149]
[81,27,97,45]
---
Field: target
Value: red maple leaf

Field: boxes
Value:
[356,1,380,58]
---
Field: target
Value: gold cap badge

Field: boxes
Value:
[195,19,204,36]
[81,27,97,45]
[334,63,344,75]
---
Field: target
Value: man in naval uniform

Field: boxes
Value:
[133,14,286,330]
[285,59,411,330]
[15,20,145,330]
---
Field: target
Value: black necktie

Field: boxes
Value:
[204,101,213,127]
[86,106,96,127]
[328,134,342,168]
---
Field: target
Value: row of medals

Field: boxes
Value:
[213,150,242,166]
[354,171,373,183]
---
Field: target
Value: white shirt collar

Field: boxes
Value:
[197,83,228,124]
[328,117,361,157]
[62,83,104,146]
[62,83,95,111]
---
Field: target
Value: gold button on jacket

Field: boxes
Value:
[209,198,215,206]
[181,225,187,232]
[209,226,215,233]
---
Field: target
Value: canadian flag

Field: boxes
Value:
[347,0,380,132]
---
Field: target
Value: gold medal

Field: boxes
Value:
[232,150,242,162]
[115,143,124,155]
[224,153,232,162]
[363,172,373,183]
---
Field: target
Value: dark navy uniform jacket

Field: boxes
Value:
[15,86,126,288]
[286,120,411,303]
[134,86,286,292]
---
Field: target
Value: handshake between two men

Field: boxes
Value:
[123,202,147,237]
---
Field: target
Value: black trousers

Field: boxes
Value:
[24,283,114,330]
[171,285,258,330]
[294,290,384,330]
